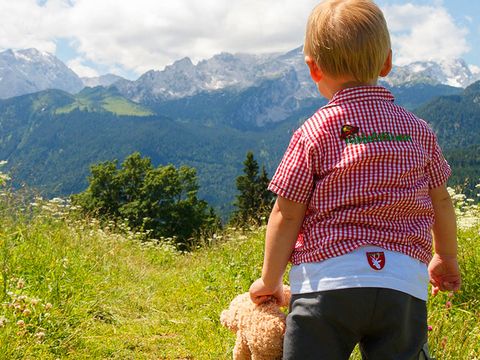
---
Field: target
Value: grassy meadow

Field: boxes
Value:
[0,185,478,359]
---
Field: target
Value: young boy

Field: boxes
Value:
[249,0,461,359]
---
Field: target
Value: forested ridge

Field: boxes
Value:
[0,81,478,215]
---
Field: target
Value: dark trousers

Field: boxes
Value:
[283,288,430,360]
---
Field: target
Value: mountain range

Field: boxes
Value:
[0,46,477,129]
[113,47,480,102]
[0,47,478,214]
[1,47,480,100]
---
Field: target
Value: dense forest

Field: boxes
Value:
[0,82,478,216]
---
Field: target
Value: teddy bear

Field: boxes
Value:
[220,286,291,360]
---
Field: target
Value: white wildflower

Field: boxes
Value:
[0,317,7,327]
[452,193,466,201]
[16,278,25,289]
[457,216,479,231]
[0,173,10,184]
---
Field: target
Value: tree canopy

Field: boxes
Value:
[72,152,219,249]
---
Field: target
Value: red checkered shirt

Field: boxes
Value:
[268,86,451,265]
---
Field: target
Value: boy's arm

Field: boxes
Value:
[428,184,461,295]
[249,196,307,305]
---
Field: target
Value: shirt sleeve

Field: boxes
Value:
[268,129,318,204]
[426,130,451,189]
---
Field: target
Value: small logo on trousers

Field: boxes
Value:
[367,252,385,270]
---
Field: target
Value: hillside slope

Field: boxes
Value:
[416,81,480,193]
[0,82,475,214]
[0,192,479,359]
[0,89,280,213]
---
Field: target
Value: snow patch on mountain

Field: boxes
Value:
[383,58,479,88]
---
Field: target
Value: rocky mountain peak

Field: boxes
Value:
[165,57,194,72]
[384,58,480,88]
[0,48,84,99]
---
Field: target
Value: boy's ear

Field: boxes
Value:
[305,56,323,83]
[379,49,393,77]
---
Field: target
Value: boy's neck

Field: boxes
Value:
[319,74,378,100]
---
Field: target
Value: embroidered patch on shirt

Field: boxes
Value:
[367,251,386,270]
[340,124,359,140]
[342,128,412,145]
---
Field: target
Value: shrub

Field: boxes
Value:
[72,152,220,249]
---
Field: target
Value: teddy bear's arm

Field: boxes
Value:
[220,309,238,332]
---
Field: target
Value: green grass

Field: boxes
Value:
[0,192,479,359]
[55,94,153,116]
[101,97,153,116]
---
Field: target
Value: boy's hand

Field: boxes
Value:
[249,278,285,305]
[428,253,461,296]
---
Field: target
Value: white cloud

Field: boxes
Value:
[66,57,99,78]
[469,64,480,75]
[64,0,317,74]
[0,0,474,75]
[0,0,59,53]
[383,3,470,65]
[0,0,318,75]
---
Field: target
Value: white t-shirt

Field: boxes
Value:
[289,245,429,301]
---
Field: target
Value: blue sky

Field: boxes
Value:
[377,0,480,68]
[0,0,478,79]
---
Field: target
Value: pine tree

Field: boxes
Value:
[232,151,273,227]
[258,165,274,218]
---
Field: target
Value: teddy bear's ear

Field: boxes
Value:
[220,309,238,331]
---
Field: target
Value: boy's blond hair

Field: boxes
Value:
[304,0,391,83]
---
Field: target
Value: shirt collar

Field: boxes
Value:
[325,85,395,107]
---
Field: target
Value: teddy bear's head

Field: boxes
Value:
[220,286,291,331]
[220,285,291,359]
